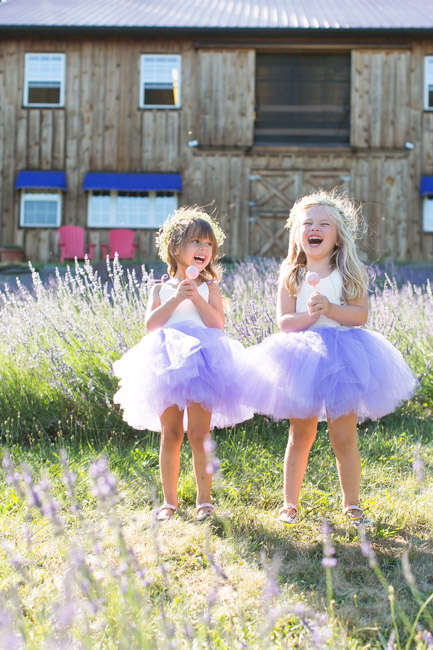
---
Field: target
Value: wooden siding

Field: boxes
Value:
[0,36,432,263]
[351,50,411,149]
[195,50,255,147]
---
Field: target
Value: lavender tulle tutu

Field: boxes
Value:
[241,326,418,423]
[113,321,253,432]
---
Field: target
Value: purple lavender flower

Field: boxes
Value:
[260,551,281,603]
[360,531,377,568]
[1,451,11,470]
[386,629,396,650]
[51,600,76,629]
[89,456,118,503]
[401,551,415,586]
[0,595,25,650]
[292,602,333,648]
[321,518,337,568]
[413,442,426,486]
[204,436,221,476]
[423,631,433,649]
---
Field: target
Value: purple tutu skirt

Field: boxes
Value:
[113,321,253,432]
[241,326,418,423]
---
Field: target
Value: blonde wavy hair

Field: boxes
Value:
[281,189,368,301]
[155,206,225,282]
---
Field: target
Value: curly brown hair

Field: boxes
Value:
[156,207,224,282]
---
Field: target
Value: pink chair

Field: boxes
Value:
[58,225,96,263]
[101,229,138,260]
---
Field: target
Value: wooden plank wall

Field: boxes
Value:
[195,50,255,147]
[0,37,190,262]
[0,37,432,262]
[351,50,410,149]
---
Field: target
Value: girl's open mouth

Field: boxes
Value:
[194,255,206,264]
[308,236,323,247]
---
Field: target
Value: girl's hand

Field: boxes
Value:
[307,292,331,316]
[175,279,197,302]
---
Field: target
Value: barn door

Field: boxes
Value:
[248,170,351,257]
[248,171,301,257]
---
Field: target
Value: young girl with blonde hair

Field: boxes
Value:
[114,207,252,521]
[245,189,418,526]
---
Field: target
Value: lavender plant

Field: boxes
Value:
[0,257,430,440]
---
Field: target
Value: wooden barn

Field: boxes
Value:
[1,0,433,262]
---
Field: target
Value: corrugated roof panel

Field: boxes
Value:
[1,0,433,29]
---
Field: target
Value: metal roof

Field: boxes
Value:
[0,0,432,30]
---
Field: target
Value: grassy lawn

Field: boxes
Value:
[0,258,431,648]
[0,414,431,648]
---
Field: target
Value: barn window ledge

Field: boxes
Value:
[251,145,352,154]
[83,172,181,229]
[16,171,66,228]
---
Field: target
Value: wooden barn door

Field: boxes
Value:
[248,170,351,257]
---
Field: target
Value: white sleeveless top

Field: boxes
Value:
[296,269,346,330]
[160,282,209,328]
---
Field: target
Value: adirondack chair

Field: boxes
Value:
[58,225,96,263]
[101,229,138,260]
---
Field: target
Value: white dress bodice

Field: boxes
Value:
[296,269,346,329]
[160,281,209,328]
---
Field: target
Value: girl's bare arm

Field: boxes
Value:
[277,279,320,333]
[191,281,225,330]
[145,281,195,331]
[307,292,368,326]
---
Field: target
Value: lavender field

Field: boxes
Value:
[0,258,432,648]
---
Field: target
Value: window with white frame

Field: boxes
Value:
[87,191,178,228]
[20,191,62,227]
[422,197,433,232]
[139,55,181,108]
[24,53,65,107]
[424,56,433,110]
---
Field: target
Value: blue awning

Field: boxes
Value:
[420,176,433,196]
[15,170,67,190]
[83,172,182,192]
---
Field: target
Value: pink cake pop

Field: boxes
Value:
[186,265,199,280]
[306,271,320,294]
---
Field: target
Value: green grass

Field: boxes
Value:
[0,413,432,649]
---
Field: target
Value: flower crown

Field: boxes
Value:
[156,208,226,263]
[285,190,361,238]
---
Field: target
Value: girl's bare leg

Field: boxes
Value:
[284,417,318,513]
[328,413,361,510]
[186,403,212,513]
[159,405,185,508]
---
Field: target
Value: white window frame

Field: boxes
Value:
[23,53,66,108]
[422,197,433,232]
[139,54,181,109]
[20,191,62,227]
[424,56,433,111]
[87,191,178,228]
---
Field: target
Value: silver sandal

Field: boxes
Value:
[343,505,371,528]
[196,502,215,521]
[279,503,298,524]
[157,503,177,521]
